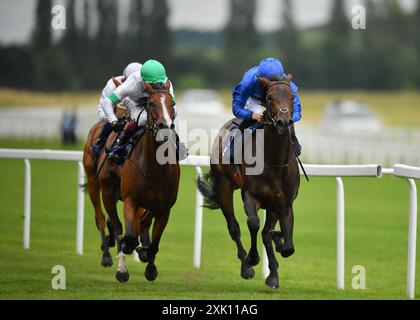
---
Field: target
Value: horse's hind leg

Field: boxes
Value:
[101,184,126,282]
[144,209,170,282]
[86,175,113,267]
[262,210,280,289]
[242,190,261,267]
[218,187,253,279]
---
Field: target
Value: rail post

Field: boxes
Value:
[23,159,31,250]
[407,178,417,300]
[76,161,85,255]
[336,177,345,290]
[193,166,204,268]
[262,210,269,278]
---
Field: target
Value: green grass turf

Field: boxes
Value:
[0,140,419,299]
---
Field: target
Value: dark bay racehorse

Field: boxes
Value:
[83,80,179,283]
[197,74,300,288]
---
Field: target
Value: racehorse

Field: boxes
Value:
[118,80,180,282]
[197,74,300,289]
[83,105,130,268]
[83,80,180,282]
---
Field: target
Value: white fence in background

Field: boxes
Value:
[0,148,418,299]
[1,107,420,167]
[0,107,97,139]
[300,125,420,167]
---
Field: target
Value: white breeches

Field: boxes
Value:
[245,96,265,114]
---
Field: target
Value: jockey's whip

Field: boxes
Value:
[95,132,121,181]
[291,140,309,182]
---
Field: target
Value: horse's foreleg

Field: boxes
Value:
[278,205,295,258]
[242,190,261,267]
[137,210,153,263]
[121,197,141,255]
[262,210,279,289]
[144,210,170,282]
[115,251,129,282]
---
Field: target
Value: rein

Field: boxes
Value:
[260,80,309,181]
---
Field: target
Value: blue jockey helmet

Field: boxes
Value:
[257,57,285,79]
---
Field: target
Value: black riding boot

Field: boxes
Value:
[109,123,137,164]
[91,122,113,157]
[291,124,302,157]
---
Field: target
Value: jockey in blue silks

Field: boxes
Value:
[232,57,302,155]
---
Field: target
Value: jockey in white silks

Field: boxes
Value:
[91,62,142,156]
[100,59,181,164]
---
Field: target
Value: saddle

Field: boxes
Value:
[221,118,262,163]
[123,126,147,160]
[108,126,188,164]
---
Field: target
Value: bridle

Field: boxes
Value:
[262,81,293,127]
[144,89,176,137]
[262,80,294,168]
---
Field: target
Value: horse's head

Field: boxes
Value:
[258,74,294,134]
[144,80,176,133]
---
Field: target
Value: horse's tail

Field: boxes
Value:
[196,169,220,210]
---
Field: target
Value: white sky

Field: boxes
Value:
[0,0,417,44]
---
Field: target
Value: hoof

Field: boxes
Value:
[116,271,129,283]
[265,274,279,289]
[136,247,149,263]
[121,235,139,255]
[101,252,113,267]
[245,254,260,267]
[145,265,158,281]
[240,263,255,280]
[280,246,295,258]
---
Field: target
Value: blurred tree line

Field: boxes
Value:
[0,0,419,91]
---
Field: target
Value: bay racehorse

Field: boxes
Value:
[83,80,179,283]
[83,104,130,268]
[197,74,300,288]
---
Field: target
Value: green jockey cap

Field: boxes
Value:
[141,59,168,84]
